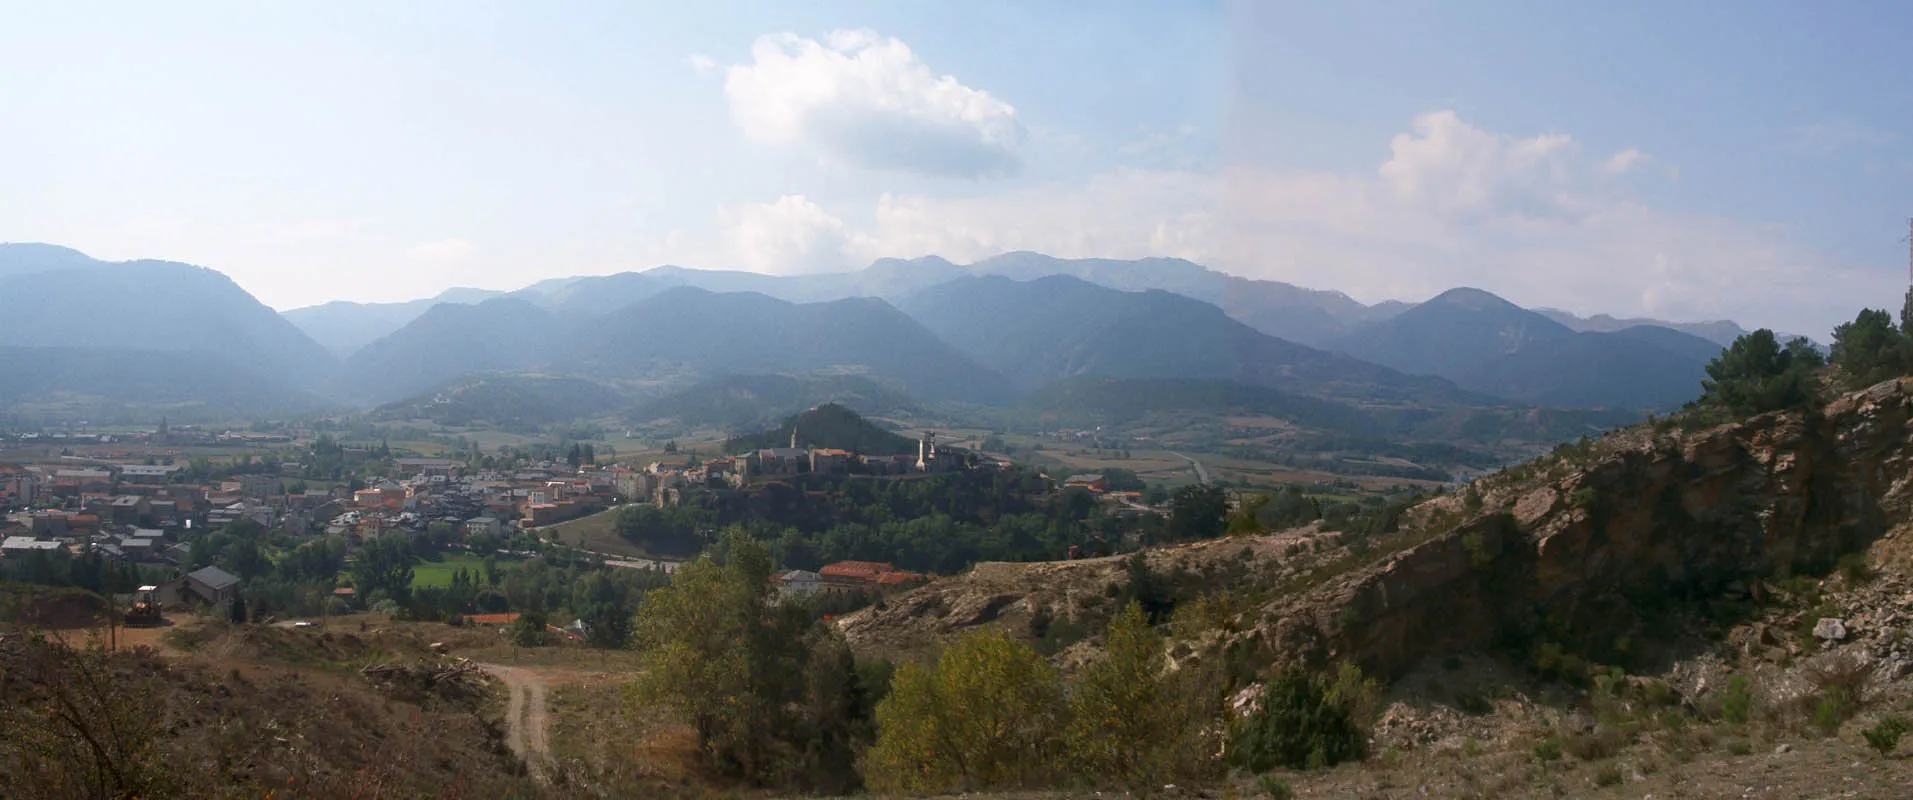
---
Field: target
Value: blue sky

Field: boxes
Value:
[1,1,1906,336]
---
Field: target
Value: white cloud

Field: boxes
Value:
[686,54,717,76]
[1602,147,1649,174]
[717,194,867,275]
[1377,110,1582,220]
[721,30,1025,178]
[407,238,475,262]
[657,112,1885,337]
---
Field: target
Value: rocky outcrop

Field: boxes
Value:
[1260,378,1913,680]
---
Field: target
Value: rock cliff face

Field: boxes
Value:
[1264,378,1913,680]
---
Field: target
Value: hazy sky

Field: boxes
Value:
[3,1,1909,336]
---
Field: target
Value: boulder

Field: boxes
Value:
[1812,617,1848,642]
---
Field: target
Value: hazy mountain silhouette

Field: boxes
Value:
[1331,288,1721,409]
[341,297,562,404]
[896,274,1471,404]
[0,246,336,390]
[284,287,504,356]
[579,288,1015,405]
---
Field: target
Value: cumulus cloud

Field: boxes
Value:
[721,30,1025,178]
[1378,110,1582,220]
[665,112,1884,336]
[716,194,867,275]
[1602,147,1649,174]
[686,54,717,76]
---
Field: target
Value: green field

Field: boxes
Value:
[541,506,648,557]
[410,551,489,588]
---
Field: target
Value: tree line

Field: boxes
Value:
[630,532,1378,793]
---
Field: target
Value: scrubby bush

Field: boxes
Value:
[1258,774,1295,799]
[1593,762,1624,787]
[1229,666,1369,772]
[1864,715,1908,756]
[1717,675,1753,725]
[1838,552,1875,586]
[1803,653,1871,736]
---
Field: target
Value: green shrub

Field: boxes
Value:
[1229,667,1368,772]
[1461,530,1494,570]
[1593,762,1624,787]
[1257,774,1294,800]
[1721,676,1753,725]
[1726,739,1753,756]
[1837,552,1874,586]
[1864,715,1908,756]
[1815,696,1852,735]
[1533,735,1564,762]
[1805,654,1871,736]
[1455,692,1493,716]
[1564,728,1627,761]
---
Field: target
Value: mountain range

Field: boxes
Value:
[1330,288,1724,409]
[0,242,1749,425]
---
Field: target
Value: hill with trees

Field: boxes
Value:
[723,403,917,456]
[630,374,918,432]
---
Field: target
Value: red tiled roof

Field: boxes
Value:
[466,613,520,625]
[820,561,894,580]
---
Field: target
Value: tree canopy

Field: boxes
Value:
[1698,329,1825,416]
[1831,307,1913,390]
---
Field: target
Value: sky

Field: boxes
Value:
[2,0,1909,337]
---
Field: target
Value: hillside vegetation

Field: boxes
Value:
[631,373,918,433]
[724,403,917,456]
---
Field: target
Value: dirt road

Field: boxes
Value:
[1171,451,1213,483]
[481,664,552,781]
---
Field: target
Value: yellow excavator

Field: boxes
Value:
[124,585,163,627]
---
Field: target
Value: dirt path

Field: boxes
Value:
[481,664,552,781]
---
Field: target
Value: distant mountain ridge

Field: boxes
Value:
[0,245,339,418]
[336,285,1016,407]
[283,287,504,356]
[1330,288,1720,409]
[896,274,1475,405]
[278,248,1754,366]
[0,242,1743,422]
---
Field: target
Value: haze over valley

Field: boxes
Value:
[6,4,1913,799]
